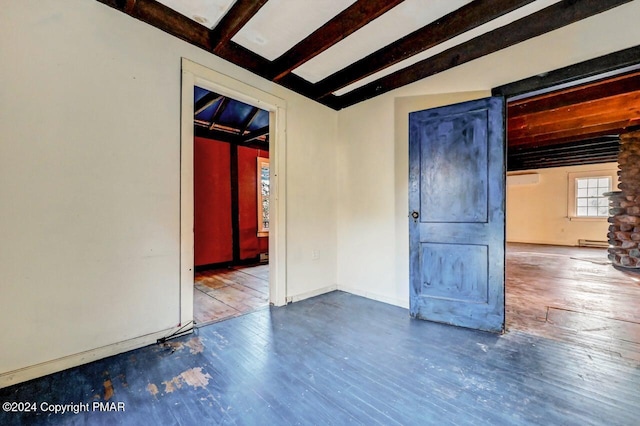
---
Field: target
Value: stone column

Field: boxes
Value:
[607,130,640,270]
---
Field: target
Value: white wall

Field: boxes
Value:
[0,0,337,385]
[507,163,618,246]
[336,2,640,308]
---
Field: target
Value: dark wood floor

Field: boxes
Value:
[194,264,269,326]
[506,243,640,362]
[2,245,639,425]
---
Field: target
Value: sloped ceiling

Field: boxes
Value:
[97,0,635,111]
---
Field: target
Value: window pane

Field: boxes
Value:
[574,176,612,218]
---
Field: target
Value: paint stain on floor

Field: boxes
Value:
[103,379,113,401]
[180,367,211,389]
[146,383,159,397]
[154,367,212,396]
[163,336,205,355]
[185,337,205,354]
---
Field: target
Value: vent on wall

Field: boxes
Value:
[578,239,609,248]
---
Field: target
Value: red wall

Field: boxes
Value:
[194,137,269,266]
[194,137,232,265]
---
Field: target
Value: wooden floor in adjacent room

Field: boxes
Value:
[506,243,640,362]
[194,264,269,326]
[2,245,639,425]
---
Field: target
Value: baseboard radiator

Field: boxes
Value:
[578,239,609,248]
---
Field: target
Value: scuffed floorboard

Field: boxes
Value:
[2,290,639,425]
[506,243,640,362]
[194,264,269,326]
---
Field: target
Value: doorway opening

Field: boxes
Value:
[192,86,271,326]
[501,70,640,360]
[180,59,287,329]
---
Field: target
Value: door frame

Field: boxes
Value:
[180,58,288,327]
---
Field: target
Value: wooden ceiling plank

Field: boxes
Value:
[335,0,634,109]
[510,147,619,162]
[270,0,405,82]
[509,119,639,147]
[508,92,640,133]
[313,0,537,98]
[509,138,619,156]
[508,71,640,117]
[195,93,223,116]
[509,130,624,148]
[210,0,269,53]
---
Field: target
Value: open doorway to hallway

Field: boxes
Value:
[192,85,271,326]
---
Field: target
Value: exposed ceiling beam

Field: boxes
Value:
[494,45,640,99]
[270,0,405,82]
[209,97,230,130]
[507,137,620,171]
[96,0,211,50]
[314,0,537,98]
[194,126,268,150]
[508,71,640,117]
[210,0,269,54]
[242,125,269,143]
[335,0,634,109]
[239,107,260,134]
[194,93,222,115]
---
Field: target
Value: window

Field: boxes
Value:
[257,157,269,237]
[567,169,616,220]
[574,177,611,217]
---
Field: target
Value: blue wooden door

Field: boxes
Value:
[409,97,505,333]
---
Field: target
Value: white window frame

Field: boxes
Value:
[567,169,617,221]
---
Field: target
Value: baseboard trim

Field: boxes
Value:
[0,326,192,389]
[286,285,337,304]
[338,285,409,309]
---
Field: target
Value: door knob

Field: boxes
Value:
[411,211,419,222]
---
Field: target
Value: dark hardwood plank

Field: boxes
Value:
[506,243,640,362]
[314,0,537,97]
[270,0,405,81]
[3,290,638,425]
[335,0,634,109]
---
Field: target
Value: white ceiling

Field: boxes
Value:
[158,0,235,28]
[232,0,357,61]
[155,0,613,98]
